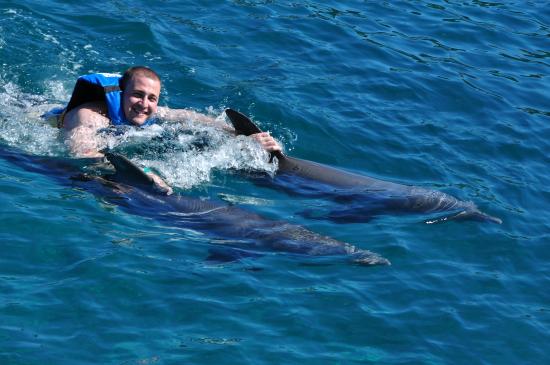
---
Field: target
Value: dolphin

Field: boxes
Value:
[225,109,502,225]
[0,143,388,265]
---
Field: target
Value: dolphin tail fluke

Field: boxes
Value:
[424,209,502,225]
[471,210,502,224]
[351,250,391,266]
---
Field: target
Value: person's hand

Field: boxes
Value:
[251,132,281,153]
[146,172,173,195]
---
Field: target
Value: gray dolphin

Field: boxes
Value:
[225,109,502,225]
[103,152,388,264]
[0,144,388,265]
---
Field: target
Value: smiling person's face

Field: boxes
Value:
[122,74,161,126]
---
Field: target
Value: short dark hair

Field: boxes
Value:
[119,66,161,90]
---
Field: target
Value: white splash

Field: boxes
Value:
[126,118,278,189]
[0,79,65,156]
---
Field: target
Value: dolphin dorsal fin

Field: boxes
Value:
[104,152,155,187]
[225,109,263,136]
[225,109,285,162]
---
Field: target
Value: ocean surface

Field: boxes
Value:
[1,0,549,364]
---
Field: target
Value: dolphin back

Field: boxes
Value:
[223,110,501,225]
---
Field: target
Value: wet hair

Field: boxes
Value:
[119,66,161,91]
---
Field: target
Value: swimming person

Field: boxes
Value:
[51,66,281,194]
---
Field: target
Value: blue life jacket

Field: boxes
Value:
[63,73,156,127]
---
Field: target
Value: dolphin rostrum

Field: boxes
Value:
[0,143,388,265]
[225,109,502,225]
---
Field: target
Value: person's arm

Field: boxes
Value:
[250,132,281,153]
[156,106,231,130]
[157,106,281,152]
[63,104,110,158]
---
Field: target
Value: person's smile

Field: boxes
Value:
[122,75,161,126]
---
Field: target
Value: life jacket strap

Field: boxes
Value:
[103,85,121,93]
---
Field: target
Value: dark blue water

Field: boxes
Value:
[1,1,549,364]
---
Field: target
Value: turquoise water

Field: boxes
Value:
[1,0,549,364]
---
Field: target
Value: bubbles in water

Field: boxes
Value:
[44,80,71,102]
[0,78,65,156]
[119,119,278,189]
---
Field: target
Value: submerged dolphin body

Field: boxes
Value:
[225,109,501,225]
[0,144,388,265]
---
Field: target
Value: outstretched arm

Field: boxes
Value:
[156,107,281,152]
[156,107,232,131]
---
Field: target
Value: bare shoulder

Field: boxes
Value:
[63,101,110,130]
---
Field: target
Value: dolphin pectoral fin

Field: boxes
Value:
[424,209,502,225]
[478,213,502,224]
[205,247,265,263]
